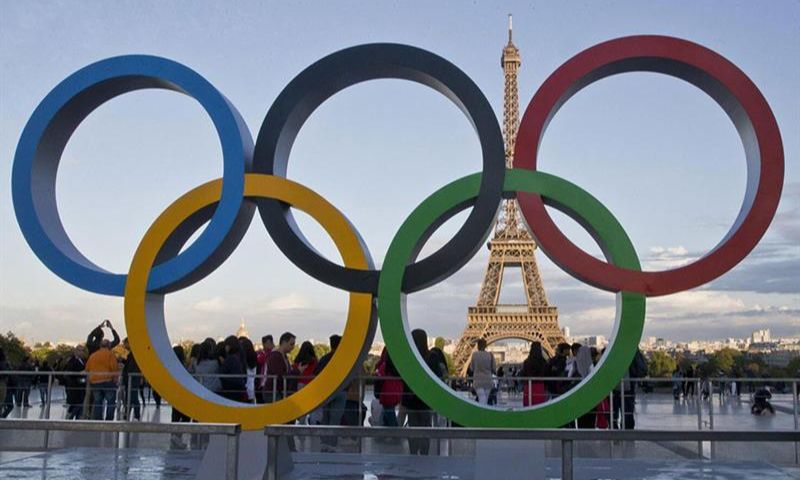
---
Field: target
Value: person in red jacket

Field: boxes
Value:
[292,341,318,390]
[290,341,317,425]
[377,348,403,427]
[263,332,295,403]
[520,342,548,407]
[255,335,274,403]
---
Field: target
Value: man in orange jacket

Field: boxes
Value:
[86,339,120,420]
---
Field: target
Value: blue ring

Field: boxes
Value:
[11,55,253,296]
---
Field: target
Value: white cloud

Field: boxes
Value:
[192,296,226,312]
[267,293,310,310]
[647,290,747,318]
[645,245,694,269]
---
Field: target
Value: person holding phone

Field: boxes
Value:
[87,319,120,355]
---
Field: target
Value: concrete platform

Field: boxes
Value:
[0,448,798,479]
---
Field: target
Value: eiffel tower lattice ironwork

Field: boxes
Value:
[451,15,566,374]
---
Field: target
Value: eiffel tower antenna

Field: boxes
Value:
[452,16,566,374]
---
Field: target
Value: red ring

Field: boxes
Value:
[515,35,784,296]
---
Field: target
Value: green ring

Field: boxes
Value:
[378,168,646,427]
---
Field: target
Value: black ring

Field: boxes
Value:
[253,43,505,293]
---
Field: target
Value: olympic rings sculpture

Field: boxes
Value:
[12,36,783,430]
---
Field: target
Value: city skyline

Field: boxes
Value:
[1,2,798,346]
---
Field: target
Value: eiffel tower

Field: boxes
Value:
[452,15,566,374]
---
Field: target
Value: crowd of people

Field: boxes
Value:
[460,340,648,429]
[0,347,55,418]
[0,320,789,451]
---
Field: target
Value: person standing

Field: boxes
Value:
[85,339,120,420]
[264,332,296,403]
[573,346,595,428]
[170,345,191,449]
[239,337,258,403]
[219,336,246,401]
[264,332,297,452]
[402,329,444,455]
[520,342,548,407]
[315,334,344,451]
[672,368,683,400]
[292,341,318,392]
[63,345,87,420]
[292,341,318,424]
[613,348,647,429]
[35,360,53,407]
[565,343,582,379]
[121,338,142,421]
[683,365,695,398]
[469,338,495,405]
[378,350,403,428]
[545,343,571,397]
[255,335,274,403]
[427,345,449,427]
[343,364,367,430]
[192,340,222,395]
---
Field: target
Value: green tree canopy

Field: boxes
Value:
[708,347,741,375]
[0,332,30,366]
[647,351,676,378]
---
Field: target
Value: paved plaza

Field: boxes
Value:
[0,390,797,479]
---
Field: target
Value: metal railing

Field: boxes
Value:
[0,419,240,480]
[263,424,800,480]
[2,370,796,462]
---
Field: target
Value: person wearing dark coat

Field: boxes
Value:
[545,343,571,396]
[401,329,445,455]
[63,345,87,420]
[219,336,246,401]
[121,338,142,420]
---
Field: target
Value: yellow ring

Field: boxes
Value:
[124,173,374,430]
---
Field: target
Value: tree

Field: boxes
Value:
[647,351,676,378]
[0,332,30,366]
[44,344,74,369]
[708,348,741,376]
[30,342,73,368]
[785,356,800,378]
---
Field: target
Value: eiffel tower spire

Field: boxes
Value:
[494,13,529,241]
[452,16,565,374]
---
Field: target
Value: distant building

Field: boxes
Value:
[570,335,607,349]
[751,329,771,343]
[763,349,800,368]
[236,319,249,338]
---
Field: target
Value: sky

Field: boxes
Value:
[1,1,798,346]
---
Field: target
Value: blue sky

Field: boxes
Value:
[1,1,798,345]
